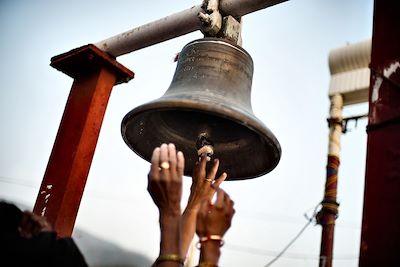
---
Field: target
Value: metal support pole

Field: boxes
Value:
[95,0,287,57]
[316,94,343,267]
[33,45,134,237]
[360,0,400,265]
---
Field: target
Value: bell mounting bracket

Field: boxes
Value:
[199,0,242,45]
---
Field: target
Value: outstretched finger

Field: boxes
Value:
[159,143,169,181]
[214,188,225,210]
[198,154,207,176]
[177,151,185,178]
[223,193,235,216]
[192,161,199,178]
[168,143,177,176]
[226,199,235,221]
[150,147,161,181]
[212,172,227,190]
[230,200,236,217]
[206,159,220,182]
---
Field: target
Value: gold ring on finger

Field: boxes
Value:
[205,178,213,182]
[160,162,170,169]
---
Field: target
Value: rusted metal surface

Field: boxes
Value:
[51,44,134,84]
[359,0,400,266]
[319,223,335,267]
[95,0,288,57]
[33,45,134,237]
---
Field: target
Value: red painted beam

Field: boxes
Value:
[33,45,134,237]
[360,0,400,265]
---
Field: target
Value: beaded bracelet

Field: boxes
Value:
[196,234,224,248]
[156,254,184,265]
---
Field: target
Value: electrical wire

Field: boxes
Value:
[264,203,321,267]
[1,177,362,229]
[224,243,358,261]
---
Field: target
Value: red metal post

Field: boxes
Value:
[317,155,340,267]
[33,45,134,237]
[359,0,400,265]
[316,94,343,267]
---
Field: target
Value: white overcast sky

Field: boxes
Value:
[0,0,373,266]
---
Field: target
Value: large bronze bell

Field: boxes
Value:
[121,38,281,180]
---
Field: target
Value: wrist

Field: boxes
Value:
[159,214,181,238]
[199,241,221,264]
[159,214,181,255]
[183,205,200,216]
[159,208,181,218]
[185,199,201,211]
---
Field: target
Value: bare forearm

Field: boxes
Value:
[181,207,198,256]
[153,213,182,267]
[148,143,185,267]
[159,213,181,255]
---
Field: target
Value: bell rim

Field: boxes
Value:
[121,98,281,180]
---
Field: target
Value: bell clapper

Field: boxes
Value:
[197,145,214,162]
[196,133,214,162]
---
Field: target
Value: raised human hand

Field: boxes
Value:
[196,189,235,239]
[147,143,184,216]
[187,155,227,211]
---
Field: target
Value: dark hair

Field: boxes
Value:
[0,201,23,234]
